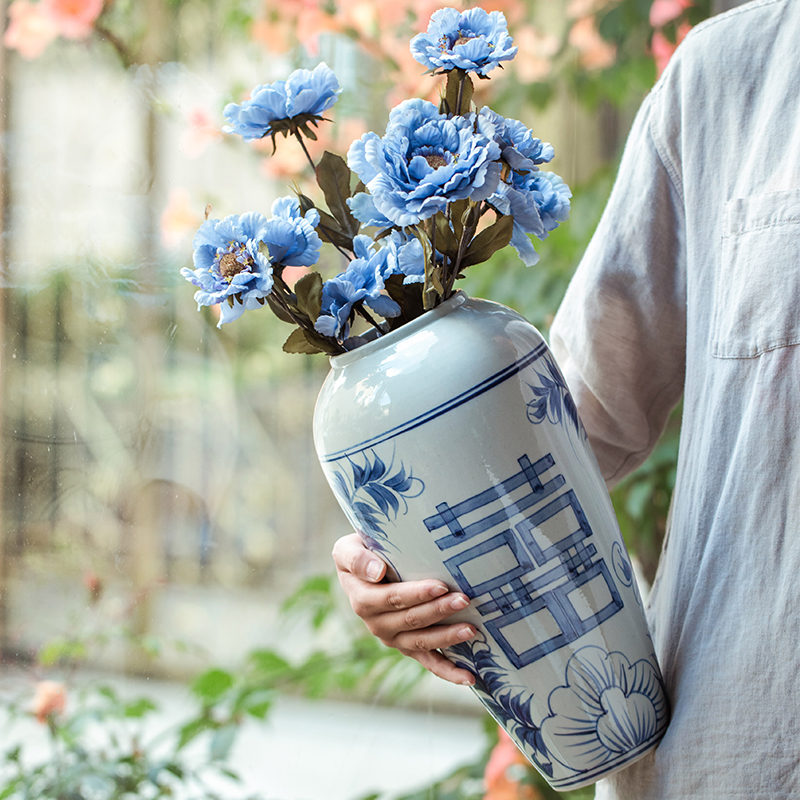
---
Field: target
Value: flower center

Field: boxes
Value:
[426,154,449,169]
[453,35,474,47]
[219,253,242,279]
[215,244,256,282]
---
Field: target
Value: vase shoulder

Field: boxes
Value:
[313,295,545,459]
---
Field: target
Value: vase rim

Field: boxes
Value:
[329,291,469,368]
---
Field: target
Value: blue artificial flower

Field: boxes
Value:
[182,211,275,326]
[478,108,570,266]
[223,63,341,143]
[348,99,502,228]
[182,199,322,327]
[315,235,402,340]
[410,7,517,77]
[380,230,426,284]
[262,196,322,268]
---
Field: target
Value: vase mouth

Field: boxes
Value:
[329,291,469,369]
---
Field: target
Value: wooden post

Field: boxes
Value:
[0,0,11,658]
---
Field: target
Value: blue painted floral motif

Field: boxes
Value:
[447,632,554,778]
[526,355,586,439]
[330,451,424,554]
[540,646,668,772]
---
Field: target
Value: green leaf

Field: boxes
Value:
[317,209,357,249]
[0,777,23,800]
[294,271,323,321]
[384,275,424,325]
[177,716,216,751]
[191,668,234,703]
[449,198,469,242]
[124,698,158,718]
[248,649,292,679]
[315,151,358,236]
[432,213,459,259]
[266,293,296,324]
[244,698,272,720]
[38,637,87,666]
[460,214,514,268]
[283,327,324,355]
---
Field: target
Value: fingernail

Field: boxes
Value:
[457,626,474,640]
[430,584,448,598]
[366,560,383,581]
[451,596,469,611]
[461,676,476,686]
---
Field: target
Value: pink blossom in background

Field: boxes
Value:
[568,15,617,71]
[652,22,691,76]
[280,266,310,288]
[649,0,692,28]
[334,0,378,39]
[296,6,341,56]
[258,138,317,180]
[3,0,59,59]
[180,108,224,159]
[41,0,103,39]
[512,25,559,82]
[160,188,203,249]
[567,0,618,19]
[250,17,296,53]
[483,727,539,800]
[31,681,67,724]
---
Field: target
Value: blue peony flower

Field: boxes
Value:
[348,99,502,228]
[182,211,275,327]
[478,107,554,170]
[223,63,341,143]
[478,109,570,266]
[315,235,402,340]
[410,7,517,76]
[262,196,322,268]
[182,198,322,327]
[379,230,426,284]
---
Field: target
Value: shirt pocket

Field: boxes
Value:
[711,190,800,359]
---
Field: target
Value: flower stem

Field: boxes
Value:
[456,73,466,115]
[93,22,136,69]
[447,202,482,298]
[356,304,385,335]
[293,130,317,172]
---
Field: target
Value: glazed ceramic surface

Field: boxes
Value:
[313,294,668,791]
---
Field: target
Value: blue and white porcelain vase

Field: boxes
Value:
[313,293,669,791]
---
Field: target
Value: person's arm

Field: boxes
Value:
[333,533,477,685]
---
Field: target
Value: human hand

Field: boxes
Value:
[332,533,477,685]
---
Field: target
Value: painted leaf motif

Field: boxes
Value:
[328,451,424,550]
[526,355,586,439]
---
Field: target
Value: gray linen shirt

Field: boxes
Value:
[549,1,800,796]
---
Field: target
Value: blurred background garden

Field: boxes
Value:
[0,0,736,797]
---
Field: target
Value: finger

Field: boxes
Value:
[391,620,477,653]
[345,575,466,619]
[332,533,387,583]
[409,649,476,686]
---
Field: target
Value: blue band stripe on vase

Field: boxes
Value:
[319,342,549,463]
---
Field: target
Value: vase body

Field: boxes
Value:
[313,294,668,791]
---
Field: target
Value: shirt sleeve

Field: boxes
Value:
[549,88,687,487]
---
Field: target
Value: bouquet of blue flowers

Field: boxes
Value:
[182,7,571,355]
